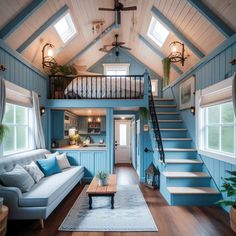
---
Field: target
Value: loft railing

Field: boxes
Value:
[148,76,165,163]
[48,75,145,99]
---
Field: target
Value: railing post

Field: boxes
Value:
[144,69,149,107]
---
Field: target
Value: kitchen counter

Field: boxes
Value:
[51,144,107,151]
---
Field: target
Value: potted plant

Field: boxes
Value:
[216,170,236,232]
[0,124,8,144]
[162,57,171,87]
[69,134,75,145]
[96,171,108,186]
[74,134,80,145]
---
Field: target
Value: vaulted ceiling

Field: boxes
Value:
[0,0,235,83]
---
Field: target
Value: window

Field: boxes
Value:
[103,64,130,75]
[205,102,235,155]
[54,13,77,43]
[151,80,158,96]
[2,103,33,156]
[119,124,127,146]
[196,75,236,163]
[147,16,169,47]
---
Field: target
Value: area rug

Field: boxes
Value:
[58,185,158,232]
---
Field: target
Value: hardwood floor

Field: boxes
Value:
[7,164,235,236]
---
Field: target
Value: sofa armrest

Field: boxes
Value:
[0,185,22,209]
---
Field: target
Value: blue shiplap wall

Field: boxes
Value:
[0,40,48,145]
[89,49,163,97]
[163,35,236,211]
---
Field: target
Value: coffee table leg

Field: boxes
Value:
[89,195,92,209]
[111,195,114,209]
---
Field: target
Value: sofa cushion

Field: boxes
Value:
[23,161,44,183]
[44,152,59,159]
[0,164,35,193]
[19,166,84,207]
[37,157,61,177]
[56,153,71,170]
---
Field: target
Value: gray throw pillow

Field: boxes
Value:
[24,161,44,183]
[0,164,35,193]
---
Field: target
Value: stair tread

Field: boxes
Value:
[160,128,187,131]
[162,138,192,141]
[157,112,179,114]
[167,187,220,194]
[163,148,197,152]
[154,98,174,101]
[159,120,183,123]
[165,159,203,164]
[163,172,210,178]
[155,105,176,107]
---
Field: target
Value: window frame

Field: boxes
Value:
[2,103,34,157]
[103,63,130,76]
[196,84,236,164]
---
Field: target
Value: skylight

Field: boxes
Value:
[54,13,77,43]
[147,16,169,47]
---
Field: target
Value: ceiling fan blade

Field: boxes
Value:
[117,42,125,45]
[122,6,137,11]
[120,46,131,50]
[98,7,114,11]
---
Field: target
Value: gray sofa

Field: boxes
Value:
[0,149,84,227]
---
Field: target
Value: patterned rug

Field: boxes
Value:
[58,185,158,232]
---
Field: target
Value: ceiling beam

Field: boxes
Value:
[17,5,69,53]
[67,23,116,65]
[151,6,205,59]
[138,34,183,75]
[0,0,47,40]
[187,0,234,38]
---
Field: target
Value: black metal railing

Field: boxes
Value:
[148,76,165,163]
[48,75,145,99]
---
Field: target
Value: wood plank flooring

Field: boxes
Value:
[6,164,235,236]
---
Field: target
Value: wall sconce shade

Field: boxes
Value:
[42,43,56,69]
[40,106,46,116]
[168,41,188,66]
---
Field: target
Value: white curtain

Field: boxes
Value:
[32,91,45,149]
[0,78,6,123]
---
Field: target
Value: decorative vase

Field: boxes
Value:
[98,178,108,186]
[230,207,236,232]
[70,140,75,145]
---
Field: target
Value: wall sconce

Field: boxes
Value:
[144,124,149,131]
[168,41,188,66]
[0,64,6,71]
[40,106,46,116]
[42,43,56,69]
[230,59,236,65]
[190,106,195,115]
[97,117,101,122]
[88,117,92,122]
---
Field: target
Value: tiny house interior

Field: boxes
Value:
[0,0,236,235]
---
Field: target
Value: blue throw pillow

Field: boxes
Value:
[37,157,61,177]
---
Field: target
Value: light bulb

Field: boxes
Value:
[47,48,54,57]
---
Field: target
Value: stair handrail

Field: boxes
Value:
[148,76,165,163]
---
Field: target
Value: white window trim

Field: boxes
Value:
[103,63,130,75]
[196,75,236,164]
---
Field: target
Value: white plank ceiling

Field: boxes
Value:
[0,0,235,82]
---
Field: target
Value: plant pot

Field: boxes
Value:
[98,178,108,186]
[70,141,75,145]
[230,207,236,232]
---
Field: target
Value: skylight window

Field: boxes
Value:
[54,13,77,43]
[147,16,169,47]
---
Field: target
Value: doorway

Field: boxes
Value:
[115,119,131,164]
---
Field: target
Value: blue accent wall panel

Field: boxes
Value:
[0,42,48,146]
[88,49,163,97]
[163,38,236,211]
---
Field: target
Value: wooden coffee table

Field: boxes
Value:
[86,174,116,209]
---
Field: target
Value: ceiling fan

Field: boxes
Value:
[98,0,137,25]
[99,34,131,57]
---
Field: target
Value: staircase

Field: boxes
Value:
[151,98,221,206]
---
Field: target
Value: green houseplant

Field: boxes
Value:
[217,170,236,232]
[0,124,8,144]
[69,134,75,145]
[162,57,171,87]
[96,171,108,186]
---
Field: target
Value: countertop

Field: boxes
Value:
[51,144,107,151]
